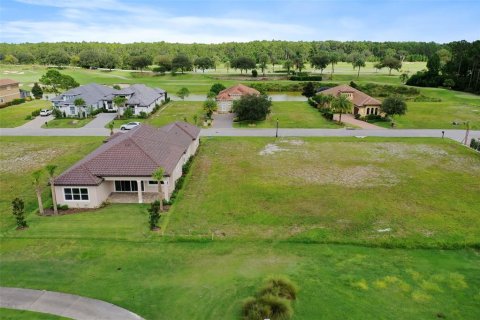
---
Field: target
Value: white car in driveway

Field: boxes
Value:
[40,109,53,117]
[120,122,141,130]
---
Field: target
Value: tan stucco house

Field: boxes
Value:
[53,122,200,208]
[0,78,21,105]
[317,84,383,117]
[216,84,260,113]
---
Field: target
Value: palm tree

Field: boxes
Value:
[152,167,165,211]
[108,121,114,136]
[332,94,352,123]
[32,170,44,215]
[45,165,58,215]
[113,96,127,118]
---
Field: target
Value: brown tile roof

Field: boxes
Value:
[54,122,200,186]
[0,78,19,86]
[216,84,260,101]
[319,85,381,107]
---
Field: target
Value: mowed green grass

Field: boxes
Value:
[166,137,480,247]
[0,136,479,319]
[234,101,342,128]
[0,100,50,127]
[0,136,103,231]
[108,101,204,128]
[0,239,478,320]
[42,117,93,128]
[0,308,69,320]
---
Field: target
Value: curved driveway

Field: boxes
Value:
[0,287,144,320]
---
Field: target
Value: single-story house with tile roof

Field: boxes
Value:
[216,84,260,113]
[0,78,21,105]
[51,83,166,117]
[317,84,383,117]
[53,122,200,208]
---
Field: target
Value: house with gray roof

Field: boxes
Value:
[51,83,167,117]
[53,122,199,208]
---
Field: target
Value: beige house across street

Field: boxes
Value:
[0,78,21,105]
[53,122,200,208]
[317,84,383,117]
[216,84,260,113]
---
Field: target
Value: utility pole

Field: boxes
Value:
[464,121,470,146]
[275,118,279,138]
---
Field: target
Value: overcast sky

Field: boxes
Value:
[1,0,478,43]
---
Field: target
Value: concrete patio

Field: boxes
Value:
[107,192,159,204]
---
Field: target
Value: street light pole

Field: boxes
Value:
[276,118,279,138]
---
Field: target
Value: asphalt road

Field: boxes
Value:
[0,287,144,320]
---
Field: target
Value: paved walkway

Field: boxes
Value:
[333,113,385,129]
[0,287,144,320]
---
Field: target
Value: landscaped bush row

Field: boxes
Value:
[289,75,323,81]
[350,81,420,97]
[1,98,27,108]
[163,154,194,205]
[249,82,326,93]
[307,97,334,121]
[117,98,170,120]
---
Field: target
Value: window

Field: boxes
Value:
[64,188,89,201]
[70,106,76,115]
[115,180,144,192]
[148,180,158,185]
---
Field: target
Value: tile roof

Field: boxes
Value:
[0,78,19,86]
[216,84,260,101]
[319,84,381,107]
[54,122,200,186]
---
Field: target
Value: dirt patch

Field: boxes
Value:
[368,143,449,159]
[279,139,305,146]
[259,143,288,156]
[290,165,399,187]
[0,144,61,174]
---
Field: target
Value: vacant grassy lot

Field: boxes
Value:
[0,308,68,320]
[0,136,103,231]
[42,117,93,128]
[0,100,50,127]
[234,101,342,128]
[166,137,480,247]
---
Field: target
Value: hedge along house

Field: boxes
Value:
[53,122,200,208]
[51,83,166,117]
[317,84,383,117]
[216,84,260,113]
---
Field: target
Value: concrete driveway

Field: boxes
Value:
[212,113,234,128]
[83,113,117,129]
[18,115,54,129]
[333,113,386,129]
[0,287,144,320]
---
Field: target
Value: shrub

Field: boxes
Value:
[24,115,33,120]
[470,138,480,151]
[259,277,298,301]
[148,200,161,230]
[31,109,41,117]
[10,98,26,106]
[289,75,322,81]
[138,111,148,119]
[251,69,258,77]
[58,204,69,210]
[209,83,226,95]
[242,295,293,320]
[12,198,27,229]
[233,94,272,121]
[123,107,134,119]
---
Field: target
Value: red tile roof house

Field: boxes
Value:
[216,84,260,113]
[53,122,200,208]
[317,84,383,117]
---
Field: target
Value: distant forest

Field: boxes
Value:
[0,40,478,94]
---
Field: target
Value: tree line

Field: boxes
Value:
[0,40,444,71]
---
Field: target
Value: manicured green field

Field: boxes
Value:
[0,308,68,320]
[0,136,104,231]
[0,136,479,319]
[234,101,342,128]
[166,137,480,247]
[42,117,93,128]
[108,101,204,128]
[0,100,50,127]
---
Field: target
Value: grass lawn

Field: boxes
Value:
[41,117,93,128]
[0,308,69,319]
[0,100,50,127]
[234,101,342,128]
[108,101,204,128]
[0,136,104,231]
[0,136,479,319]
[166,137,480,247]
